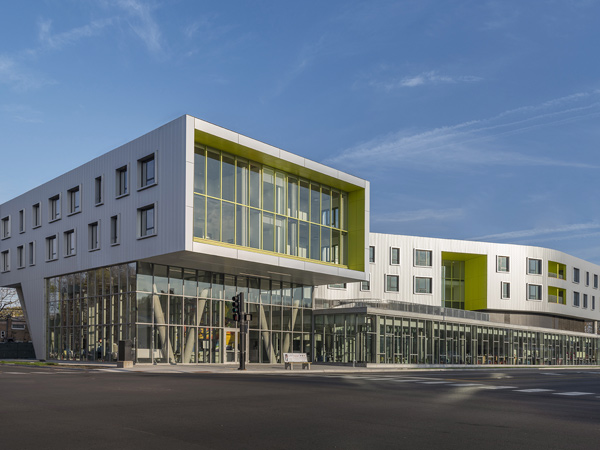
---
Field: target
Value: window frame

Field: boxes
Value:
[110,214,120,246]
[496,256,510,273]
[390,247,400,265]
[28,241,35,266]
[115,165,129,198]
[414,249,433,267]
[573,267,580,284]
[46,235,58,262]
[385,274,399,293]
[88,222,100,252]
[527,258,542,275]
[138,203,157,239]
[501,281,510,299]
[369,246,375,263]
[583,293,588,309]
[1,249,10,272]
[67,185,81,216]
[360,273,371,292]
[16,245,24,269]
[594,274,598,289]
[573,291,580,307]
[64,229,76,257]
[527,283,542,301]
[18,209,24,234]
[48,194,61,222]
[94,175,104,206]
[138,152,157,190]
[414,276,432,294]
[32,203,41,228]
[0,215,10,240]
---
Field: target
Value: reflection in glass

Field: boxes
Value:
[206,198,220,241]
[221,201,235,244]
[222,155,235,202]
[194,146,205,194]
[275,215,285,254]
[236,160,249,205]
[249,208,261,249]
[263,212,274,252]
[263,167,274,212]
[206,150,221,198]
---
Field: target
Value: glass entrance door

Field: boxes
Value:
[225,329,239,363]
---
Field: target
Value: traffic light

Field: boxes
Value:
[232,294,241,322]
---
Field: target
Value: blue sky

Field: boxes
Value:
[2,1,600,261]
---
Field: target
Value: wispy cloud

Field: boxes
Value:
[115,0,163,54]
[373,208,465,224]
[0,55,52,92]
[372,70,483,90]
[37,18,113,51]
[0,104,43,123]
[471,222,600,241]
[327,90,600,171]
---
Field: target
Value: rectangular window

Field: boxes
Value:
[497,256,510,272]
[110,215,120,245]
[573,291,580,307]
[67,186,81,214]
[139,205,156,238]
[49,194,61,221]
[16,245,24,269]
[586,271,590,286]
[583,293,588,309]
[360,274,371,291]
[328,283,346,289]
[139,153,156,189]
[386,274,399,292]
[28,241,35,266]
[1,250,9,272]
[369,246,375,263]
[88,222,99,251]
[501,281,510,299]
[390,247,400,265]
[64,230,76,257]
[116,165,128,197]
[573,267,580,283]
[527,284,542,301]
[46,235,58,261]
[18,210,24,233]
[414,277,432,294]
[32,203,41,228]
[595,274,598,289]
[95,176,103,205]
[0,216,10,239]
[414,249,432,267]
[593,296,596,311]
[527,258,542,275]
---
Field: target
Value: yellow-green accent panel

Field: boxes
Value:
[347,189,365,272]
[548,261,567,280]
[442,252,487,311]
[548,286,566,304]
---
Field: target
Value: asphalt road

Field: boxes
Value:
[2,365,600,449]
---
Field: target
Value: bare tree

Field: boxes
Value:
[0,288,20,318]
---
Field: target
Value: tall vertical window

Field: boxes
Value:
[95,176,103,205]
[88,222,99,251]
[501,282,510,299]
[110,215,119,245]
[16,245,24,269]
[390,247,400,265]
[32,203,41,228]
[497,256,510,272]
[527,284,542,301]
[360,274,371,291]
[64,230,76,256]
[139,154,156,188]
[573,267,580,283]
[139,205,156,238]
[585,271,590,286]
[46,235,58,261]
[527,258,542,275]
[369,246,375,263]
[593,296,596,311]
[573,291,580,307]
[28,241,35,266]
[116,165,128,197]
[1,250,9,272]
[1,216,10,239]
[414,249,432,267]
[414,277,432,294]
[49,194,61,221]
[18,210,24,233]
[385,274,399,292]
[595,274,599,289]
[67,186,81,214]
[583,293,588,309]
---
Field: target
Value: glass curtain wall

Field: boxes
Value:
[314,313,600,366]
[194,145,349,266]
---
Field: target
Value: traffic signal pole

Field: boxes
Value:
[233,293,247,370]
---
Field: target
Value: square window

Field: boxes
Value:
[527,258,542,275]
[49,194,61,222]
[110,215,120,245]
[138,204,156,238]
[32,203,41,228]
[139,154,156,189]
[116,166,129,197]
[497,256,510,272]
[414,249,432,267]
[573,267,580,283]
[1,250,9,272]
[67,186,81,215]
[385,274,399,292]
[369,246,375,263]
[16,246,24,269]
[46,235,58,261]
[583,293,588,309]
[18,210,24,233]
[89,222,99,251]
[28,241,35,266]
[390,247,400,265]
[501,282,510,299]
[527,284,542,301]
[573,291,580,307]
[414,277,432,294]
[1,216,10,239]
[360,274,371,291]
[64,230,76,257]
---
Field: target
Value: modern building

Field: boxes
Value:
[0,115,369,363]
[314,234,600,365]
[1,117,599,366]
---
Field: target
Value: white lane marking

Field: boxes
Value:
[448,383,484,387]
[3,372,28,375]
[515,389,554,393]
[554,392,594,396]
[419,381,450,384]
[389,379,420,383]
[480,386,518,390]
[541,373,563,376]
